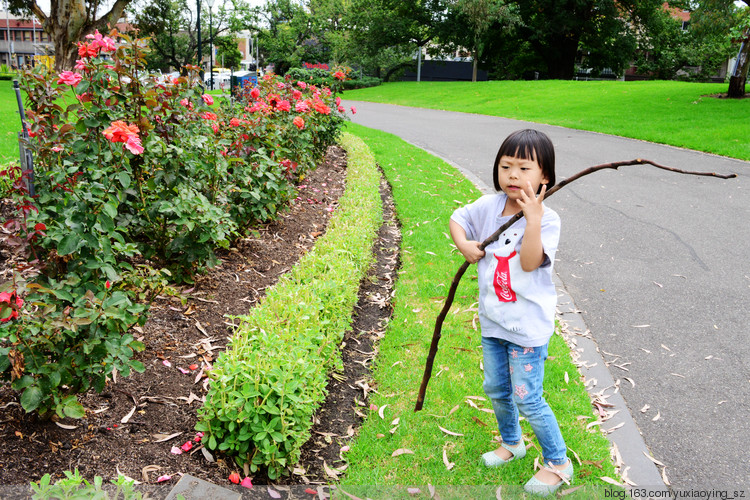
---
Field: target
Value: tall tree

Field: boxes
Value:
[506,0,672,79]
[448,0,519,82]
[214,35,242,69]
[684,0,742,80]
[257,0,316,75]
[347,0,449,80]
[132,0,198,72]
[7,0,132,71]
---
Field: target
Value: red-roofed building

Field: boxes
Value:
[0,12,51,68]
[1,10,133,69]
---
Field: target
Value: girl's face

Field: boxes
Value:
[496,154,549,203]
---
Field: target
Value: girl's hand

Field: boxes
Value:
[458,240,485,264]
[517,182,546,223]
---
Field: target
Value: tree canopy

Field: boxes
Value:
[8,0,132,70]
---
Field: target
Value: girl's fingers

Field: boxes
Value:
[538,183,547,202]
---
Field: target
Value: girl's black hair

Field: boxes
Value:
[493,129,556,192]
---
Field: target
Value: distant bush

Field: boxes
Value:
[286,67,381,91]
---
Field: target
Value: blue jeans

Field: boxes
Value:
[481,336,568,465]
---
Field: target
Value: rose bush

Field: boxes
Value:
[0,29,349,418]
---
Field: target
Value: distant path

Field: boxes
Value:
[346,100,750,489]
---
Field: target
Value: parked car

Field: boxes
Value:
[204,70,231,90]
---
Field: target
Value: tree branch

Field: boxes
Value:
[414,159,736,411]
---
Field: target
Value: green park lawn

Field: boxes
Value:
[339,123,623,496]
[0,80,22,166]
[344,79,750,161]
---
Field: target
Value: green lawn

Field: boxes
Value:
[340,122,622,497]
[343,80,750,161]
[0,80,22,166]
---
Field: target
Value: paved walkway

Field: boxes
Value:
[346,100,750,491]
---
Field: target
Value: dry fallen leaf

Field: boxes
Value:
[442,448,455,470]
[640,404,650,413]
[599,476,623,487]
[141,464,160,483]
[652,411,661,421]
[54,422,77,430]
[378,404,388,419]
[662,466,670,485]
[323,461,339,479]
[121,405,137,424]
[152,432,182,443]
[642,451,665,467]
[392,448,414,457]
[471,416,487,427]
[438,425,464,437]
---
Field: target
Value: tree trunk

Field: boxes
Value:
[728,32,750,98]
[472,54,478,82]
[728,75,746,98]
[541,36,579,80]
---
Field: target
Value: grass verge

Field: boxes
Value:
[339,123,619,496]
[0,80,22,167]
[343,80,750,161]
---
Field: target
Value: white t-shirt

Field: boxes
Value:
[451,193,560,347]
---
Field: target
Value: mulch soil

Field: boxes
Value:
[0,146,401,496]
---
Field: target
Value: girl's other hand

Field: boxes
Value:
[517,182,546,222]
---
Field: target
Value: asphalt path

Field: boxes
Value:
[346,101,750,491]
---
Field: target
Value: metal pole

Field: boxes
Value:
[209,6,213,89]
[197,0,202,76]
[14,79,35,197]
[417,46,422,82]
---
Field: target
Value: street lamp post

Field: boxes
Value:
[197,0,202,78]
[207,0,214,90]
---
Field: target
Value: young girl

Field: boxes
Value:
[450,129,572,496]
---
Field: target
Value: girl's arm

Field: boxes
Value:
[449,219,485,264]
[518,182,547,272]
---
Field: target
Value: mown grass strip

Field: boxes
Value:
[344,80,750,161]
[196,132,383,479]
[340,123,617,494]
[0,80,22,166]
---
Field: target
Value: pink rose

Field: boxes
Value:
[57,71,82,86]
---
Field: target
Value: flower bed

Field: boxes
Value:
[0,29,350,420]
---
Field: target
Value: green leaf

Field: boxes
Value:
[52,289,75,302]
[58,233,83,255]
[84,116,100,128]
[61,397,86,419]
[117,172,131,189]
[102,202,118,218]
[12,375,34,390]
[20,385,44,412]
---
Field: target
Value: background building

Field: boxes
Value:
[0,11,52,68]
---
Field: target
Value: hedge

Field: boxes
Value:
[196,133,383,479]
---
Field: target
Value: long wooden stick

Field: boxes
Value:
[414,159,736,411]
